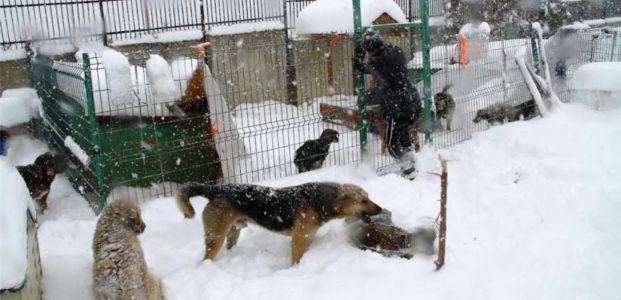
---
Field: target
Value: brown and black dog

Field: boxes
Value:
[175,182,383,265]
[16,152,67,212]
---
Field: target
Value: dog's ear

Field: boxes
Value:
[15,165,28,179]
[126,208,146,234]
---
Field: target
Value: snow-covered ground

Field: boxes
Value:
[21,99,619,299]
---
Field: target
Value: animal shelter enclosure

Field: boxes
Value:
[21,0,617,212]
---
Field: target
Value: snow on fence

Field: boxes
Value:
[27,22,547,210]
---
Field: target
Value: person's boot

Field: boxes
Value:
[398,151,417,180]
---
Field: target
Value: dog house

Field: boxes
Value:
[27,46,227,211]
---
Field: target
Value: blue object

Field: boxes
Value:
[0,138,6,156]
[0,130,8,156]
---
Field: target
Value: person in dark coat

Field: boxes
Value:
[353,30,421,178]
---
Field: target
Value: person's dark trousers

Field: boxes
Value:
[384,117,414,160]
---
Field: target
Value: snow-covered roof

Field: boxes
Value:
[570,62,621,92]
[0,159,36,291]
[295,0,407,35]
[459,21,491,35]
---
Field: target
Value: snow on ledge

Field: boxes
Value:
[0,159,34,290]
[208,21,284,36]
[295,0,407,35]
[64,136,90,166]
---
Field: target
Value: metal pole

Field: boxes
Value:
[283,0,298,105]
[420,0,433,142]
[98,0,108,46]
[200,0,207,42]
[610,30,618,62]
[530,23,540,75]
[82,53,106,210]
[352,0,368,156]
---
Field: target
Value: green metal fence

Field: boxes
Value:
[25,0,574,212]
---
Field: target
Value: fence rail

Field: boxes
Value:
[1,0,446,51]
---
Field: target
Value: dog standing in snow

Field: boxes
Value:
[175,182,383,265]
[294,129,339,173]
[92,200,163,300]
[16,152,66,213]
[433,85,456,131]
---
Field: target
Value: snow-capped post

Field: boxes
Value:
[515,48,550,117]
[81,53,106,210]
[434,155,448,271]
[352,0,368,156]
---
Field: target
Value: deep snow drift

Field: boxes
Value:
[31,102,621,300]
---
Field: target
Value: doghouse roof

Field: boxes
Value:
[295,0,407,36]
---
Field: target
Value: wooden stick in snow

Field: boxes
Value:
[434,156,448,271]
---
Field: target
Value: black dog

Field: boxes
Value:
[16,152,67,212]
[434,85,456,131]
[473,100,538,124]
[294,129,339,173]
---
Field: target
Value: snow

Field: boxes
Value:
[64,136,90,166]
[111,30,204,47]
[208,21,285,36]
[101,49,135,106]
[459,21,491,35]
[0,88,40,127]
[27,98,621,299]
[569,62,621,110]
[146,55,177,105]
[295,0,407,35]
[0,159,35,290]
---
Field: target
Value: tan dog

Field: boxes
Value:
[92,200,163,300]
[176,182,383,265]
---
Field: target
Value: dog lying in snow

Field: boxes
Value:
[175,182,383,265]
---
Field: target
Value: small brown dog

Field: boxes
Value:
[92,200,163,300]
[16,152,66,212]
[176,182,383,265]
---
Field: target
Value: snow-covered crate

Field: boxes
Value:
[0,161,42,300]
[27,46,222,212]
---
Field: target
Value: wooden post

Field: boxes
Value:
[434,156,448,270]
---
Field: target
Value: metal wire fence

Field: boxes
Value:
[28,20,549,211]
[1,0,446,51]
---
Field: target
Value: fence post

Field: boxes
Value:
[82,53,106,210]
[200,0,207,42]
[352,0,368,157]
[283,0,298,105]
[420,0,433,143]
[98,0,108,46]
[530,23,540,75]
[610,30,618,62]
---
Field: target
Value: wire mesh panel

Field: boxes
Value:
[0,0,103,50]
[547,26,621,101]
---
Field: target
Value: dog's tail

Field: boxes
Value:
[175,182,214,218]
[441,84,452,93]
